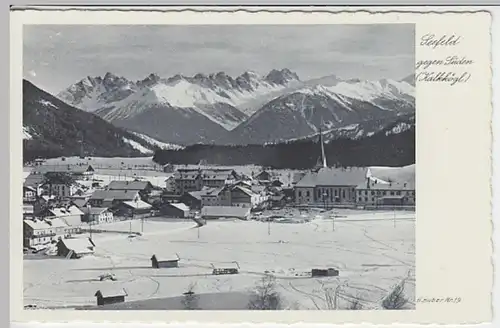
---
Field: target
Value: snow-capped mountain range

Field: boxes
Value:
[57,69,415,146]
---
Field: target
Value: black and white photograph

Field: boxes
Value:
[21,24,416,311]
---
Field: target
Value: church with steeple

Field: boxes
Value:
[294,125,368,206]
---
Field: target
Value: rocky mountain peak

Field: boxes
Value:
[265,68,300,85]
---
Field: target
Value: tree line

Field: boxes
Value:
[152,128,415,169]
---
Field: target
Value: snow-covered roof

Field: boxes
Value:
[24,219,51,230]
[46,218,69,229]
[355,180,415,190]
[169,203,189,212]
[232,186,256,197]
[49,205,84,217]
[122,199,152,209]
[59,238,94,254]
[90,189,139,201]
[295,167,368,188]
[95,288,127,298]
[107,180,152,191]
[201,206,250,218]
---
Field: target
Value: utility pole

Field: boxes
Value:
[268,219,271,236]
[393,206,396,228]
[332,213,335,232]
[87,204,92,240]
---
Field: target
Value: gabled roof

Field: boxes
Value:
[232,186,256,197]
[169,203,190,212]
[24,219,51,230]
[24,173,44,187]
[122,199,152,209]
[200,187,224,197]
[201,206,250,218]
[58,238,94,254]
[48,205,84,217]
[107,180,152,191]
[23,185,37,192]
[295,167,368,188]
[71,198,88,209]
[95,288,128,298]
[90,190,139,201]
[45,217,69,229]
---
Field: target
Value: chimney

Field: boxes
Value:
[366,177,370,189]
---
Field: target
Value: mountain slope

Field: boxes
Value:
[222,79,415,145]
[22,80,172,162]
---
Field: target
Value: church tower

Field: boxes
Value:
[313,123,328,171]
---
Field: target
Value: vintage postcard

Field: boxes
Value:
[9,6,492,325]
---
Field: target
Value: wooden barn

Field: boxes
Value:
[56,238,95,259]
[94,288,127,306]
[311,268,339,277]
[151,254,180,268]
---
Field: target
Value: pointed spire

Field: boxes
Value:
[320,119,327,168]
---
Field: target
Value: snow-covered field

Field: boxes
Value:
[24,209,415,310]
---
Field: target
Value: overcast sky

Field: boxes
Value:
[24,24,415,95]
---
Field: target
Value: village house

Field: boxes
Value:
[230,185,267,208]
[23,186,37,203]
[23,173,45,195]
[160,202,190,218]
[164,175,176,192]
[180,191,203,210]
[114,199,152,219]
[162,163,175,173]
[23,218,68,247]
[23,204,35,220]
[88,190,141,208]
[355,179,416,207]
[200,187,227,207]
[106,180,154,200]
[84,207,114,224]
[173,168,239,195]
[201,206,251,220]
[254,170,272,182]
[294,167,368,206]
[41,204,85,235]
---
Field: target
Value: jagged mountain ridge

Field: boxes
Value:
[23,80,181,162]
[59,69,415,145]
[220,78,415,145]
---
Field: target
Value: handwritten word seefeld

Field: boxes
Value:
[420,34,461,48]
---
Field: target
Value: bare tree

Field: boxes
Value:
[182,282,200,310]
[347,298,363,310]
[317,280,348,310]
[382,278,409,310]
[248,274,282,310]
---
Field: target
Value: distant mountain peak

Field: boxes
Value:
[265,68,300,85]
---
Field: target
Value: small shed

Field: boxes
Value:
[311,268,339,277]
[151,254,180,269]
[56,238,95,259]
[94,288,127,306]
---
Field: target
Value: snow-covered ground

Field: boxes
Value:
[24,209,415,310]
